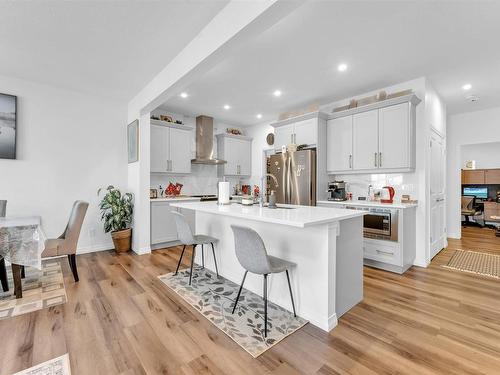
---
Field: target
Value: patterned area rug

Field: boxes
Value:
[159,267,307,357]
[444,250,500,279]
[0,261,67,320]
[13,353,71,375]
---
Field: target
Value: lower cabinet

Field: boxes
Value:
[150,201,197,245]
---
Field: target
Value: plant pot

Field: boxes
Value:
[111,228,132,253]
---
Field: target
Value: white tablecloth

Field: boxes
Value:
[0,216,46,270]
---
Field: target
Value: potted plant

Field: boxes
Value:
[98,185,133,253]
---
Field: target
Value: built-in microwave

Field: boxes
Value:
[346,206,399,242]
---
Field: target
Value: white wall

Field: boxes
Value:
[0,75,127,253]
[461,142,500,169]
[447,106,500,238]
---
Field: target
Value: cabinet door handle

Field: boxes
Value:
[169,160,172,171]
[294,133,297,144]
[290,134,293,144]
[379,152,382,167]
[376,249,394,255]
[374,153,378,167]
[349,154,352,169]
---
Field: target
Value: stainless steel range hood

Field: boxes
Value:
[191,115,227,165]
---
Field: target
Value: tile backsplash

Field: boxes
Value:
[150,164,242,196]
[331,173,418,202]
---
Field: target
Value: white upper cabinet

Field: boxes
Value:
[274,123,294,149]
[293,118,318,146]
[326,94,419,174]
[271,113,321,150]
[378,103,410,170]
[150,121,193,174]
[353,109,379,171]
[327,116,353,172]
[169,127,192,174]
[216,134,253,177]
[150,125,169,173]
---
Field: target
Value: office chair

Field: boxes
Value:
[461,196,484,227]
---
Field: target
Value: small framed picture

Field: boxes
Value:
[128,120,139,163]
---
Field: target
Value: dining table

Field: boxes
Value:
[0,216,45,298]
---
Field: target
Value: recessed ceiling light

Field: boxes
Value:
[256,114,262,119]
[273,90,282,97]
[462,83,472,91]
[337,63,348,72]
[223,104,231,110]
[180,92,188,98]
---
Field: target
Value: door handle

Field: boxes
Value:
[374,153,378,167]
[379,152,382,167]
[349,154,352,169]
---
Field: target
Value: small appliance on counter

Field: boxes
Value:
[380,186,395,204]
[497,190,500,203]
[327,181,347,201]
[218,181,230,205]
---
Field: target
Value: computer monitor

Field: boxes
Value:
[463,186,488,199]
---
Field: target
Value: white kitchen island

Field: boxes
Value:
[169,201,365,332]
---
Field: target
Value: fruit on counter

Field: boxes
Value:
[253,185,260,197]
[166,182,183,196]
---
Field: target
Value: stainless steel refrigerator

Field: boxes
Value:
[268,149,316,206]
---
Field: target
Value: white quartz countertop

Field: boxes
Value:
[170,201,365,228]
[317,200,418,209]
[150,197,201,203]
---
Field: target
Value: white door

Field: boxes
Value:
[294,118,317,146]
[237,139,252,176]
[150,202,178,244]
[274,124,294,149]
[169,127,192,174]
[223,137,239,176]
[352,110,379,170]
[150,125,169,173]
[430,130,446,259]
[378,103,410,169]
[327,116,353,172]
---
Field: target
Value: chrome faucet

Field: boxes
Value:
[260,173,279,207]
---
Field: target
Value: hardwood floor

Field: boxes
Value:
[1,228,500,375]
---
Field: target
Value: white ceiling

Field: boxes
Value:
[160,1,500,125]
[0,1,228,101]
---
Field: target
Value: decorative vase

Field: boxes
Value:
[111,228,132,253]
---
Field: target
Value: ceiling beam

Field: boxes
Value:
[128,0,304,119]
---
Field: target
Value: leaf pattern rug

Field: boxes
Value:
[159,267,308,357]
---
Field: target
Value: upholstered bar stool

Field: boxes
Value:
[171,211,219,285]
[230,225,296,337]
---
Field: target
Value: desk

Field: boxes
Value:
[0,216,45,298]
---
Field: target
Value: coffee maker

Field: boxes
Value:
[327,181,347,201]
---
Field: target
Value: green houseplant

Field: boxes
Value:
[98,185,133,253]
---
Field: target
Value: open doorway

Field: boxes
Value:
[459,142,500,247]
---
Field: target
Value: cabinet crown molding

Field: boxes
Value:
[215,133,253,141]
[151,119,194,130]
[328,94,421,120]
[270,111,328,128]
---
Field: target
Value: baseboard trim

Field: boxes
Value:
[76,242,114,254]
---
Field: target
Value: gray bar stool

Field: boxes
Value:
[230,225,296,337]
[171,211,219,285]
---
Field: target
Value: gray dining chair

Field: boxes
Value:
[171,211,219,285]
[0,200,8,292]
[41,200,89,282]
[230,225,296,337]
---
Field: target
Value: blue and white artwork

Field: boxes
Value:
[0,93,17,159]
